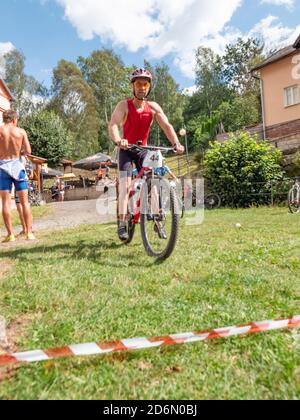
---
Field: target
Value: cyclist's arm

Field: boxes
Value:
[150,103,184,152]
[108,101,128,146]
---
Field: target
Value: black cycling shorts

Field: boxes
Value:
[118,149,147,178]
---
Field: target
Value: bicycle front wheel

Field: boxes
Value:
[288,186,300,214]
[140,178,180,260]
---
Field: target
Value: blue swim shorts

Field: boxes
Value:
[0,168,29,192]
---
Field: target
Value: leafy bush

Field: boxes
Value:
[292,152,300,175]
[204,132,284,207]
[21,110,74,166]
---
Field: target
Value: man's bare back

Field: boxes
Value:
[0,125,31,160]
[0,110,35,242]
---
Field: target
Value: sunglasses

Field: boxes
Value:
[134,80,151,89]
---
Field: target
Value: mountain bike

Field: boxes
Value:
[117,144,180,260]
[28,184,42,206]
[180,183,221,218]
[288,178,300,214]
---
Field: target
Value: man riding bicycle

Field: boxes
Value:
[109,68,184,241]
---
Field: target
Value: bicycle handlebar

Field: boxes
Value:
[127,144,176,153]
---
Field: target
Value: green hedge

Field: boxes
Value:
[204,132,284,207]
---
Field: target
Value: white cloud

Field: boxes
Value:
[56,0,163,51]
[53,1,300,81]
[0,42,14,56]
[0,42,15,79]
[55,0,242,78]
[249,15,300,51]
[261,0,294,11]
[0,42,46,107]
[22,90,46,107]
[183,85,198,96]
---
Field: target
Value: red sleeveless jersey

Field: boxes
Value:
[123,99,154,146]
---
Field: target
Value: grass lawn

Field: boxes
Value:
[0,207,299,400]
[0,206,51,230]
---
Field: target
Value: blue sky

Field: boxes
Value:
[0,0,300,91]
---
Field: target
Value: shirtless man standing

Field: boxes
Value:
[0,110,35,242]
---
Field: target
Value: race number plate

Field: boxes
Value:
[143,150,163,169]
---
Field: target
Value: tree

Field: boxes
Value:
[184,46,233,150]
[204,132,284,207]
[222,37,264,94]
[144,61,185,145]
[217,92,261,132]
[184,38,264,147]
[3,49,47,117]
[78,50,131,151]
[293,152,300,169]
[21,110,73,166]
[194,47,233,118]
[194,114,220,150]
[49,60,100,159]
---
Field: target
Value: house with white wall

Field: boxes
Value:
[0,78,13,124]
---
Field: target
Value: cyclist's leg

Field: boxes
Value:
[153,179,168,239]
[117,151,136,241]
[134,149,147,172]
[141,175,167,240]
[118,150,134,222]
[150,180,161,216]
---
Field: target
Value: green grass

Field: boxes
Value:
[0,206,51,230]
[0,207,300,400]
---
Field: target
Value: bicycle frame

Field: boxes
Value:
[119,144,176,223]
[127,167,151,225]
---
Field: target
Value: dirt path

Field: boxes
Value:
[0,197,116,236]
[35,198,115,231]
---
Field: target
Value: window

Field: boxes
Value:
[284,85,299,107]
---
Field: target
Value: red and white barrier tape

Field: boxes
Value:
[0,316,299,368]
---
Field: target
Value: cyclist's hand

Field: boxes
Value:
[117,139,129,150]
[175,143,185,154]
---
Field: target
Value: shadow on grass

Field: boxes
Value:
[0,239,158,268]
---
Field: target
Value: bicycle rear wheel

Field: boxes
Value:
[140,178,179,260]
[288,186,300,214]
